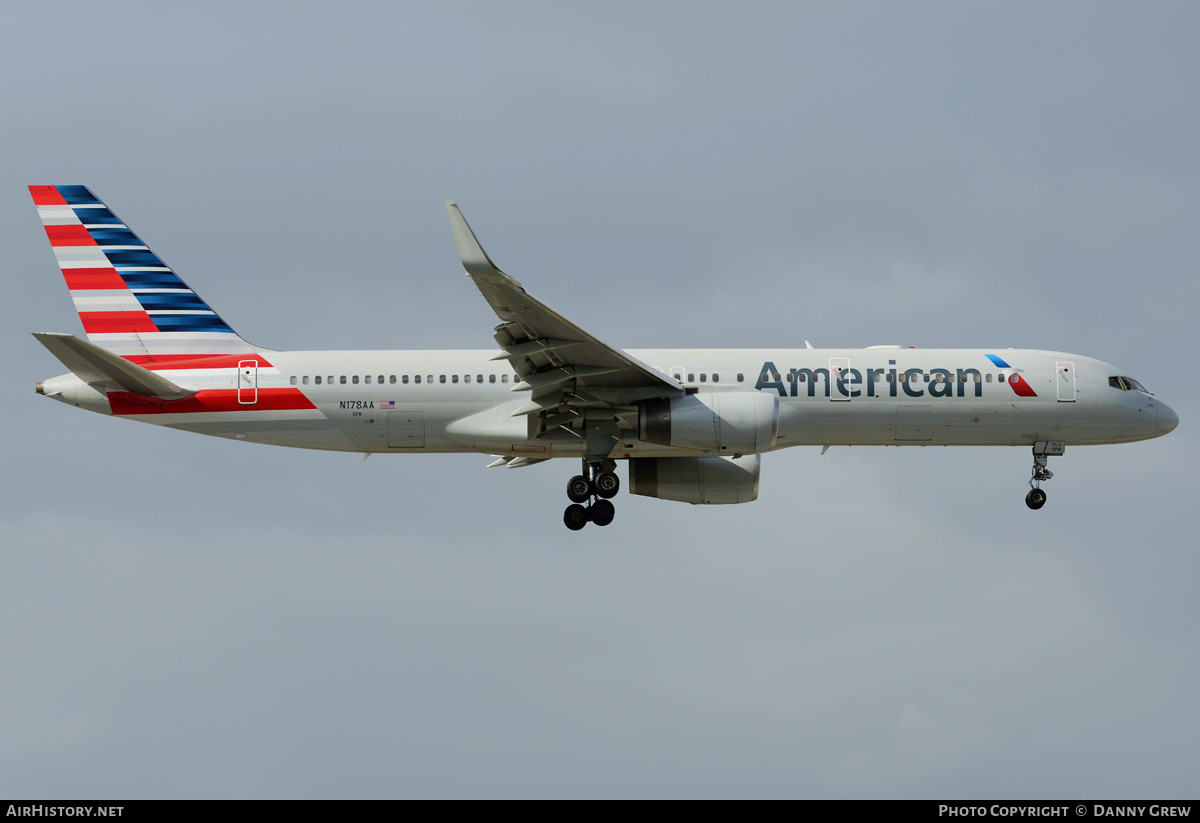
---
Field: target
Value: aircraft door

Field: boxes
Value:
[237,360,258,405]
[829,357,851,401]
[1056,361,1076,402]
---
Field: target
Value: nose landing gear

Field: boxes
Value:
[1025,442,1063,510]
[563,459,620,530]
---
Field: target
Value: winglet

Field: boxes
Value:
[444,200,520,284]
[33,332,195,399]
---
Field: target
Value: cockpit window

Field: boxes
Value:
[1109,376,1151,393]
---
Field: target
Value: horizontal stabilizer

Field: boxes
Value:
[33,332,195,399]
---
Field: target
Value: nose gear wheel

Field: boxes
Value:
[1025,449,1057,510]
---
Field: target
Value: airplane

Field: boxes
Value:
[30,185,1179,530]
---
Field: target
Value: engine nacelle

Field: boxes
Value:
[639,391,778,453]
[628,454,760,504]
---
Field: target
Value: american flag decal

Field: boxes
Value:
[380,400,395,410]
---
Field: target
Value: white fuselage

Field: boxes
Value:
[40,347,1176,456]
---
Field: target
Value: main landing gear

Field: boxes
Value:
[1025,444,1061,510]
[563,459,620,530]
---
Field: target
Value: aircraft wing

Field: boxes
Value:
[445,202,683,431]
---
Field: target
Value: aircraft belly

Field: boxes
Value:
[777,399,1103,446]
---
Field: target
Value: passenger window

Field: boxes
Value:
[414,375,421,384]
[762,373,769,382]
[352,375,360,385]
[502,374,509,383]
[785,373,793,383]
[452,375,459,383]
[340,376,347,385]
[302,376,309,385]
[924,374,930,383]
[773,373,781,382]
[737,373,744,382]
[700,373,707,382]
[899,373,906,383]
[402,375,409,384]
[688,373,695,382]
[672,372,682,381]
[426,375,433,384]
[797,373,807,382]
[290,375,297,385]
[328,376,334,385]
[439,375,446,383]
[389,375,396,384]
[985,374,993,383]
[998,374,1005,383]
[314,376,322,385]
[464,374,470,383]
[364,375,371,384]
[489,374,496,383]
[712,374,719,383]
[378,375,385,384]
[476,375,483,383]
[973,374,980,382]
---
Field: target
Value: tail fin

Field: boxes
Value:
[29,185,259,363]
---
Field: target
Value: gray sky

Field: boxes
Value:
[2,1,1197,799]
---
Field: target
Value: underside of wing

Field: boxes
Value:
[445,201,683,456]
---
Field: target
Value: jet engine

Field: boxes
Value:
[639,391,778,453]
[628,454,760,504]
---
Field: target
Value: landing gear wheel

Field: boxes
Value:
[564,504,589,530]
[566,475,592,503]
[590,499,616,527]
[594,470,620,499]
[1025,488,1047,510]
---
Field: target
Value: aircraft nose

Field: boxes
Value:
[1158,402,1179,436]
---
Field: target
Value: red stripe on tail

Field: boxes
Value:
[29,185,67,206]
[45,225,96,246]
[63,268,128,290]
[79,311,159,334]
